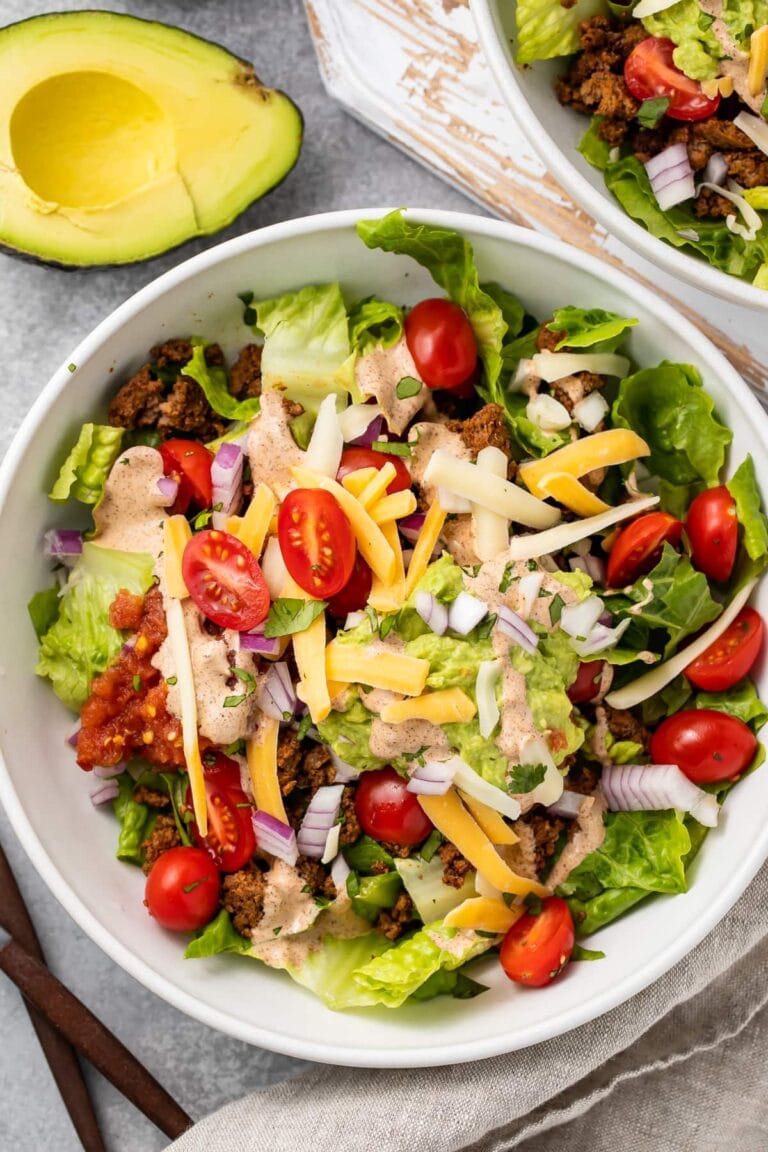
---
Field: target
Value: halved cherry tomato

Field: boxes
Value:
[277,488,356,598]
[145,846,221,932]
[336,447,411,495]
[499,896,575,988]
[624,37,720,122]
[189,754,256,872]
[684,607,764,692]
[327,553,374,618]
[567,660,605,704]
[354,767,433,846]
[404,298,478,392]
[685,486,738,584]
[159,440,213,515]
[606,512,683,587]
[650,709,757,784]
[182,529,270,630]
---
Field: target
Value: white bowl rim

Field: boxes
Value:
[2,206,768,1067]
[470,0,768,312]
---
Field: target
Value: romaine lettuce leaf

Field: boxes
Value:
[182,341,261,421]
[28,585,61,641]
[356,211,507,393]
[501,393,572,459]
[605,543,720,657]
[35,543,155,711]
[113,773,153,865]
[641,0,721,79]
[394,855,475,923]
[254,283,353,411]
[547,306,637,350]
[49,424,125,505]
[613,361,732,486]
[185,910,256,959]
[348,296,404,355]
[351,921,493,1008]
[346,870,403,921]
[515,0,606,63]
[693,677,768,731]
[727,455,768,563]
[578,116,614,172]
[558,810,691,901]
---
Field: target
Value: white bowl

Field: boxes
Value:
[471,0,768,311]
[1,208,767,1067]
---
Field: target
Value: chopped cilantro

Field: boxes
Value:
[395,375,422,399]
[762,92,768,120]
[296,714,313,741]
[549,593,565,624]
[572,944,605,961]
[67,363,77,373]
[183,878,208,894]
[379,614,396,640]
[166,675,178,686]
[420,829,443,863]
[224,739,246,756]
[637,96,669,130]
[223,694,246,708]
[132,674,141,693]
[365,605,379,634]
[474,612,497,640]
[371,439,411,457]
[192,508,214,530]
[232,666,256,688]
[523,892,543,915]
[264,597,327,637]
[508,762,547,793]
[499,562,514,594]
[526,559,538,571]
[238,290,257,326]
[272,926,282,936]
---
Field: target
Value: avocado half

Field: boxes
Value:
[0,11,303,267]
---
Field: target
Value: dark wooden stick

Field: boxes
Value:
[0,843,105,1152]
[0,931,193,1140]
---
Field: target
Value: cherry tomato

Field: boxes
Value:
[145,846,221,932]
[650,708,757,784]
[624,37,720,122]
[567,660,605,705]
[404,298,478,392]
[336,447,411,495]
[182,529,270,631]
[684,607,764,692]
[354,767,433,846]
[159,440,213,515]
[277,489,356,599]
[189,755,256,872]
[685,486,738,584]
[499,897,575,988]
[327,553,374,618]
[606,512,683,587]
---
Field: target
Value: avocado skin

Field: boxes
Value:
[0,10,304,269]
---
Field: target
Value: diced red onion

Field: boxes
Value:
[331,852,351,889]
[602,763,719,827]
[496,604,538,654]
[348,413,385,448]
[676,228,700,242]
[399,512,426,544]
[156,476,179,504]
[584,554,606,585]
[212,442,244,530]
[239,631,280,656]
[43,529,83,564]
[571,617,630,657]
[258,662,296,720]
[252,810,299,865]
[645,143,695,210]
[415,591,448,636]
[330,751,360,783]
[93,763,125,779]
[560,595,604,640]
[548,790,586,819]
[568,556,590,576]
[297,784,344,859]
[702,152,728,187]
[90,779,120,806]
[406,759,457,796]
[66,724,80,749]
[447,591,488,636]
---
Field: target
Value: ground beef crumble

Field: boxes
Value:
[447,403,517,479]
[229,344,262,398]
[296,856,337,902]
[141,816,181,876]
[439,842,472,888]
[521,810,567,877]
[222,865,266,937]
[376,892,415,941]
[339,785,361,846]
[603,703,650,750]
[133,786,171,810]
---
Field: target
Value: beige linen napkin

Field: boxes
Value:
[169,862,768,1152]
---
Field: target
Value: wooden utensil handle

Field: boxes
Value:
[0,936,193,1140]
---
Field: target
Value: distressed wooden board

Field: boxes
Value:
[305,0,768,397]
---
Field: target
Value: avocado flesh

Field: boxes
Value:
[0,11,303,267]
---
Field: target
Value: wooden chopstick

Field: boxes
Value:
[0,926,193,1140]
[0,842,105,1152]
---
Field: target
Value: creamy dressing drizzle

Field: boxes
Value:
[247,390,305,500]
[698,0,764,112]
[354,337,427,434]
[92,447,171,563]
[546,786,607,889]
[465,557,582,628]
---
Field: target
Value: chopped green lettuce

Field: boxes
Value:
[343,835,395,874]
[346,870,403,921]
[395,856,475,922]
[49,424,125,505]
[113,773,153,865]
[348,296,404,355]
[185,910,253,958]
[515,0,606,63]
[501,393,572,459]
[356,211,507,393]
[578,117,614,172]
[605,543,720,657]
[694,677,768,731]
[410,968,488,1001]
[613,362,732,486]
[278,932,393,1010]
[641,0,720,79]
[351,922,493,1008]
[481,281,525,339]
[28,585,61,641]
[254,283,353,411]
[182,341,261,421]
[727,455,768,564]
[547,306,637,351]
[35,543,155,711]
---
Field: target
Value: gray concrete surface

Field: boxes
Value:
[0,1,479,1148]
